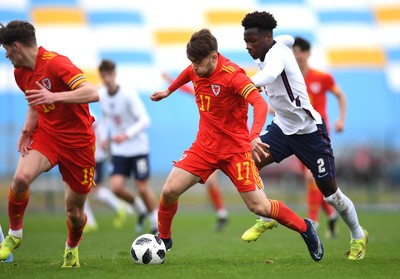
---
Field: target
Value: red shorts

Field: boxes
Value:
[31,130,96,194]
[174,142,262,193]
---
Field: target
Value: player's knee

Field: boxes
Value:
[13,170,34,190]
[66,208,85,227]
[161,184,180,203]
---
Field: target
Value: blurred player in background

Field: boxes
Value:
[152,28,324,262]
[98,59,158,235]
[240,11,367,260]
[0,20,99,268]
[162,72,228,231]
[83,111,134,233]
[293,36,347,238]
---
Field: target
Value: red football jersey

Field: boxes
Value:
[304,68,335,129]
[14,46,95,148]
[169,54,260,154]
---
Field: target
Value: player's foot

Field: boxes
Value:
[150,228,159,235]
[61,246,80,268]
[348,228,368,260]
[83,224,98,234]
[113,203,127,229]
[159,236,173,251]
[136,213,147,234]
[301,218,324,262]
[326,215,338,239]
[0,252,13,263]
[0,235,21,260]
[241,219,278,242]
[215,217,228,232]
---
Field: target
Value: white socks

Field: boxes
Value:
[324,188,364,239]
[132,196,147,216]
[148,209,158,231]
[84,199,97,227]
[94,187,121,211]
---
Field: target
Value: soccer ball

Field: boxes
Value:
[130,234,166,264]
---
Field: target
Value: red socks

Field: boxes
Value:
[8,187,29,230]
[158,197,178,239]
[269,199,307,233]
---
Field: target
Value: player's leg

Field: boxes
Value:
[62,185,87,268]
[241,178,278,241]
[93,161,128,228]
[296,122,367,260]
[133,154,158,234]
[225,154,323,262]
[242,123,288,241]
[304,168,321,224]
[205,170,228,231]
[59,143,95,268]
[135,178,158,234]
[109,156,147,232]
[321,198,338,238]
[0,150,51,260]
[304,167,338,238]
[83,199,98,233]
[320,180,367,259]
[158,166,201,250]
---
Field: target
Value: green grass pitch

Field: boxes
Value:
[1,208,399,279]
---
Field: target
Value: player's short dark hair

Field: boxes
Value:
[241,11,277,32]
[293,37,311,51]
[0,20,36,46]
[98,59,116,72]
[186,28,218,63]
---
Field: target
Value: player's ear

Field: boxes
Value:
[211,52,218,63]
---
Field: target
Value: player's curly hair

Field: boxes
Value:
[241,11,277,31]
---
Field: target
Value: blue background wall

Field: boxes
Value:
[0,0,399,176]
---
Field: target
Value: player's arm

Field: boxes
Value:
[99,111,110,151]
[245,88,270,162]
[162,72,195,95]
[251,50,284,87]
[151,67,192,101]
[18,106,38,156]
[122,92,151,140]
[330,84,347,132]
[25,80,99,106]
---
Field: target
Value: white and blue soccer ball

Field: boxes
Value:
[130,234,166,264]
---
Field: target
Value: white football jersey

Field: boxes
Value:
[99,85,150,156]
[251,35,322,135]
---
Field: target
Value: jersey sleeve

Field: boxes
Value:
[324,72,335,91]
[168,66,192,93]
[48,55,86,90]
[125,90,151,138]
[251,47,285,87]
[230,70,268,140]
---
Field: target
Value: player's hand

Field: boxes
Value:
[250,137,269,162]
[112,133,128,143]
[25,81,57,106]
[100,140,108,151]
[17,132,32,156]
[150,90,170,102]
[334,119,344,133]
